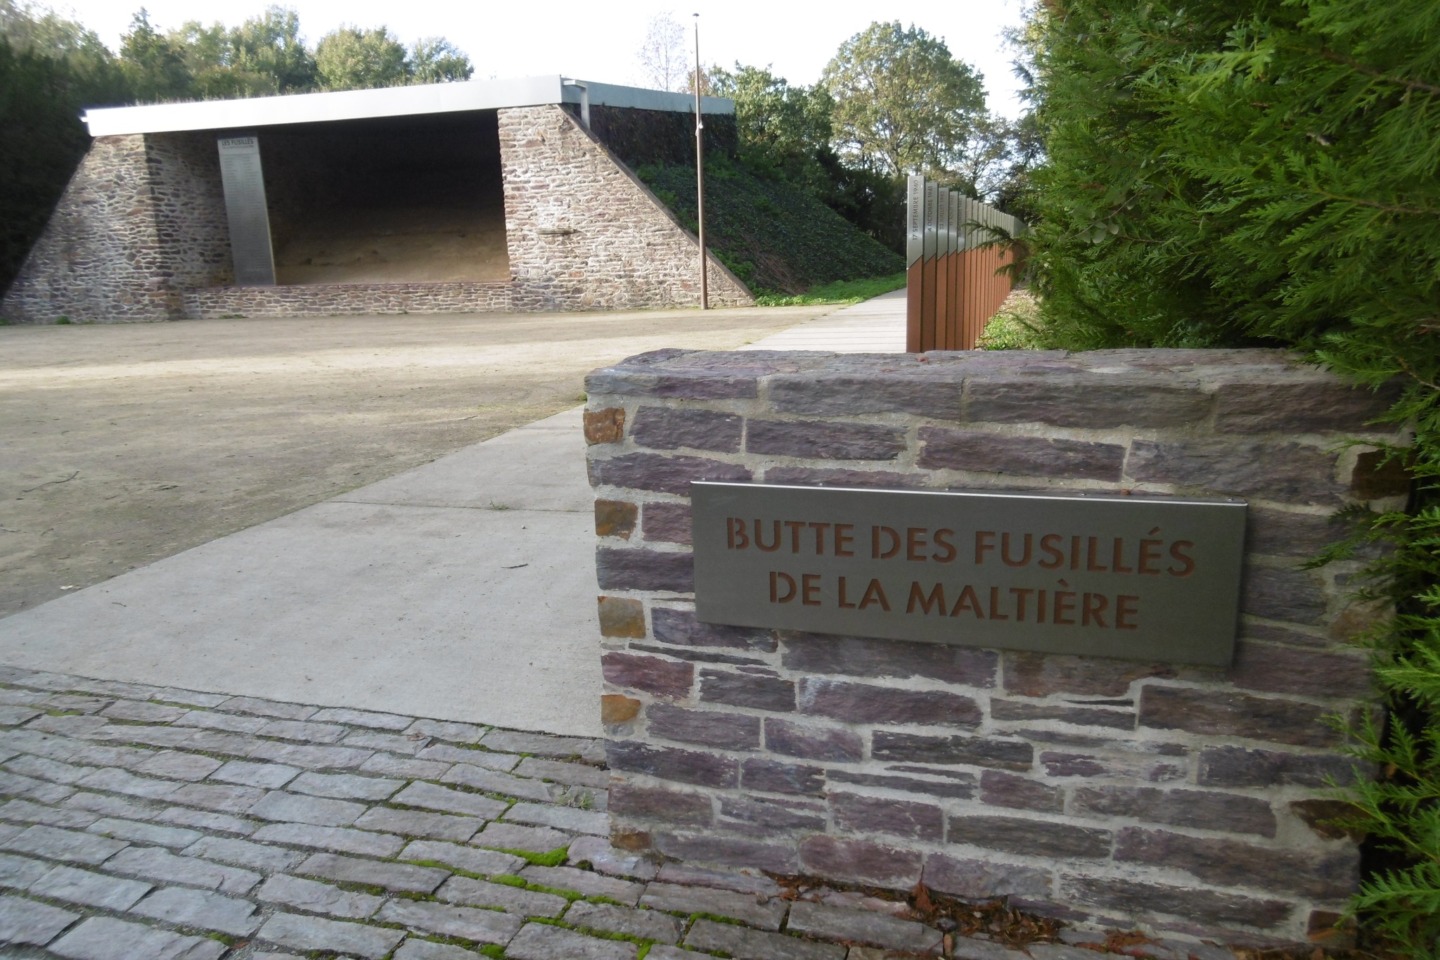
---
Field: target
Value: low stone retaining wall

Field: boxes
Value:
[583,347,1407,948]
[181,281,514,318]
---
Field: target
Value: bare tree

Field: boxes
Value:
[636,11,689,92]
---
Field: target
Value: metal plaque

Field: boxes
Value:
[217,136,276,286]
[936,187,950,258]
[922,181,938,261]
[692,483,1247,666]
[906,175,925,267]
[951,192,961,251]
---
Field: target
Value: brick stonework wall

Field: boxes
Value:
[583,347,1408,949]
[147,131,233,292]
[499,105,751,312]
[3,136,170,323]
[182,281,513,318]
[2,133,232,324]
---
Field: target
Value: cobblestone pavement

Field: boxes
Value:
[0,666,1236,960]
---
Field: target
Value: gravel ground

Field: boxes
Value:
[0,305,828,618]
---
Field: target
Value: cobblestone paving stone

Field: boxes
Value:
[0,667,1240,959]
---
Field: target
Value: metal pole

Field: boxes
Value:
[693,13,708,309]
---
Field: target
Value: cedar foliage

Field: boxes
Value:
[1025,0,1439,952]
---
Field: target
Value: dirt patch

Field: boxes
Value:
[273,199,509,284]
[0,305,832,618]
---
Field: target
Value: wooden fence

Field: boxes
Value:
[905,176,1024,351]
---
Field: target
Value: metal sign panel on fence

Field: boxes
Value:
[935,188,951,348]
[905,177,925,352]
[922,181,938,262]
[692,482,1247,666]
[906,175,925,268]
[950,191,960,253]
[217,136,276,287]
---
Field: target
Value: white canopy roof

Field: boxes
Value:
[83,75,733,137]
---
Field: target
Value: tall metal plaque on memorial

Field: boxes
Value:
[217,136,276,286]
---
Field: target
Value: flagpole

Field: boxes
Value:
[693,12,708,310]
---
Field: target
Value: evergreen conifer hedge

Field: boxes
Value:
[1024,0,1439,952]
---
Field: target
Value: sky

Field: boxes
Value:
[49,0,1032,118]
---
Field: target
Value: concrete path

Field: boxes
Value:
[0,409,596,736]
[0,295,907,739]
[740,288,907,353]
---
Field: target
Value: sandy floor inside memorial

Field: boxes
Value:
[272,197,510,284]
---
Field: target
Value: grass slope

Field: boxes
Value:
[634,157,904,296]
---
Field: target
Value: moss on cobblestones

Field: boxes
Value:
[403,858,493,882]
[493,873,588,903]
[523,912,662,949]
[491,845,568,867]
[559,918,657,950]
[688,911,748,927]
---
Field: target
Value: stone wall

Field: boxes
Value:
[583,347,1408,949]
[147,132,233,291]
[499,105,751,312]
[182,281,513,318]
[2,136,170,323]
[1,132,232,324]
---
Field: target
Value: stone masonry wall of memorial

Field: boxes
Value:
[583,347,1409,948]
[1,132,228,323]
[496,105,750,313]
[2,105,749,322]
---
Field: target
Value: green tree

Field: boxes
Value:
[2,0,123,109]
[821,21,987,179]
[228,6,315,93]
[407,36,471,84]
[708,63,832,190]
[172,19,247,98]
[1,2,128,294]
[119,10,191,100]
[986,110,1044,223]
[161,8,312,99]
[949,112,1021,202]
[314,25,407,91]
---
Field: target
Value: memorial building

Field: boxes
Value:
[1,76,750,323]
